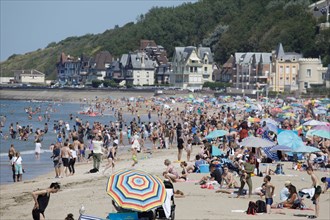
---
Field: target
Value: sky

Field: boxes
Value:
[0,0,197,62]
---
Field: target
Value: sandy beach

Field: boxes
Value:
[0,147,329,220]
[0,89,329,220]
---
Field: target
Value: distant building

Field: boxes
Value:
[0,77,14,84]
[298,58,327,93]
[14,69,45,84]
[140,39,170,84]
[86,51,112,84]
[56,53,81,85]
[325,64,330,88]
[170,46,214,90]
[232,52,272,90]
[270,43,302,92]
[121,52,157,86]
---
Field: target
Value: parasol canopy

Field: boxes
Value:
[239,136,275,148]
[106,169,166,212]
[205,130,228,139]
[277,130,304,150]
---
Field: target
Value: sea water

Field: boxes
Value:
[0,99,119,184]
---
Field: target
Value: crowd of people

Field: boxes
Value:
[3,94,330,219]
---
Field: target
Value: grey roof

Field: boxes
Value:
[275,43,302,61]
[120,54,129,66]
[235,52,272,64]
[129,52,158,69]
[198,47,214,63]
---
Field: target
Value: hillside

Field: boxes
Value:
[1,0,329,80]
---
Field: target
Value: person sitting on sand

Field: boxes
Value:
[194,154,206,173]
[180,161,195,174]
[199,164,222,188]
[219,165,239,189]
[272,185,298,208]
[163,159,180,183]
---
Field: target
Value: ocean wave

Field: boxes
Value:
[0,149,52,157]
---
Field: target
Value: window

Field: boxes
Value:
[292,77,295,80]
[304,82,308,88]
[204,67,207,72]
[279,66,284,74]
[285,66,290,74]
[190,67,193,73]
[204,59,207,64]
[306,69,311,78]
[292,66,296,74]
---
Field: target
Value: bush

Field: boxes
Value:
[203,82,232,90]
[103,79,118,88]
[91,79,102,88]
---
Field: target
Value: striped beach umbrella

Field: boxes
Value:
[106,169,166,212]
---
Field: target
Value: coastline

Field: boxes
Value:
[0,89,156,102]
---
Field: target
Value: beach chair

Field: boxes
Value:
[155,180,176,220]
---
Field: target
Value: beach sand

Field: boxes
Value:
[0,89,329,219]
[1,147,329,220]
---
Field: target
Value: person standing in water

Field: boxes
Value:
[32,182,60,220]
[8,144,16,182]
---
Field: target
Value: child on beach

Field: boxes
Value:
[185,138,192,162]
[263,175,275,214]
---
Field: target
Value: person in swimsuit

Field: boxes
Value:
[32,182,60,220]
[307,166,321,218]
[163,159,179,183]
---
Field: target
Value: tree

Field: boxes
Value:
[91,80,102,88]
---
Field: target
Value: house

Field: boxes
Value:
[106,60,124,83]
[298,58,327,93]
[14,69,45,84]
[170,46,215,90]
[270,43,302,92]
[121,52,157,86]
[90,51,112,81]
[140,40,170,84]
[220,55,235,82]
[232,52,272,90]
[56,53,81,85]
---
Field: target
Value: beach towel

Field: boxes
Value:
[299,188,315,199]
[263,147,280,161]
[162,188,174,219]
[78,214,105,220]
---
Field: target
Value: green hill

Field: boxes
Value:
[1,0,329,80]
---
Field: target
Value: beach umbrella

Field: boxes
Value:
[271,107,283,114]
[277,130,304,150]
[310,129,330,139]
[282,106,291,110]
[106,169,166,212]
[261,118,278,126]
[291,145,321,153]
[303,120,329,126]
[266,123,278,134]
[248,117,261,123]
[239,136,275,148]
[269,145,292,152]
[205,130,228,139]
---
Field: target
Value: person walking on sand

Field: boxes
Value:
[264,175,275,214]
[307,166,322,219]
[92,135,103,171]
[51,143,62,178]
[131,134,140,167]
[61,142,72,177]
[32,182,60,220]
[236,156,255,198]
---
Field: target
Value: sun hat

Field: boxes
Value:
[284,181,291,187]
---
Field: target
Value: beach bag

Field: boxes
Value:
[256,200,266,213]
[246,201,257,215]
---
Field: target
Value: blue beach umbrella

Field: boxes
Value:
[267,123,279,134]
[277,130,304,150]
[269,145,291,152]
[261,118,278,126]
[205,130,228,139]
[291,145,321,153]
[310,129,330,139]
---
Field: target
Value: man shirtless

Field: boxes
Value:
[219,165,239,189]
[61,142,72,177]
[307,166,321,218]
